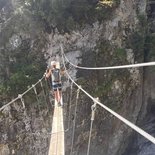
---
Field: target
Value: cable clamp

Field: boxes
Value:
[18,94,23,99]
[18,94,25,108]
[43,72,46,77]
[32,84,37,92]
[39,80,43,87]
[77,86,81,99]
[32,85,37,95]
[91,97,98,121]
[71,82,73,90]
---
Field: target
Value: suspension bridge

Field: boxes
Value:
[1,45,155,155]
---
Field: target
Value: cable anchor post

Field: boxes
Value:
[18,94,25,109]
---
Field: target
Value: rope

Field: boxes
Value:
[0,75,47,152]
[32,84,41,111]
[44,78,51,104]
[19,96,36,147]
[68,82,73,130]
[56,105,59,155]
[0,97,19,111]
[87,98,97,155]
[45,77,55,106]
[60,45,155,144]
[63,51,155,70]
[45,77,50,91]
[0,76,45,111]
[56,87,61,106]
[70,87,80,155]
[18,94,25,109]
[39,79,49,110]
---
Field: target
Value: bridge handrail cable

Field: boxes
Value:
[0,75,45,111]
[63,50,155,70]
[60,45,155,144]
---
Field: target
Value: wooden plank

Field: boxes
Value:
[48,100,64,155]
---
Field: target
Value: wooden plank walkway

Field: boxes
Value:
[48,100,64,155]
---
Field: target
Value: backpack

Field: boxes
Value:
[51,68,61,82]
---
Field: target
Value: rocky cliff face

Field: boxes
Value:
[43,1,146,155]
[1,0,155,155]
[44,1,148,154]
[0,0,47,103]
[0,1,51,154]
[123,1,155,154]
[0,98,53,155]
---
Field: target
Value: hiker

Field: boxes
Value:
[46,61,63,105]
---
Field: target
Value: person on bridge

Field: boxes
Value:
[46,61,64,105]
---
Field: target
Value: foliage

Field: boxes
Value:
[94,79,113,97]
[95,40,127,66]
[0,0,7,9]
[113,0,120,6]
[138,15,148,29]
[115,48,126,60]
[80,39,130,109]
[147,36,155,58]
[0,38,46,97]
[130,32,145,60]
[22,0,119,33]
[99,0,120,7]
[0,1,47,100]
[126,15,148,62]
[0,0,121,101]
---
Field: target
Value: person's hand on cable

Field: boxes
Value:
[45,67,52,79]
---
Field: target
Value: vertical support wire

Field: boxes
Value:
[18,94,35,147]
[44,76,50,92]
[18,94,25,109]
[68,81,73,130]
[44,78,50,97]
[46,76,54,105]
[32,85,41,111]
[44,77,54,109]
[70,87,81,155]
[87,98,98,155]
[56,102,59,155]
[39,79,49,110]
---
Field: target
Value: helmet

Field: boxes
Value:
[51,61,56,66]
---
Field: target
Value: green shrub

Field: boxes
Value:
[24,0,119,33]
[115,48,126,59]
